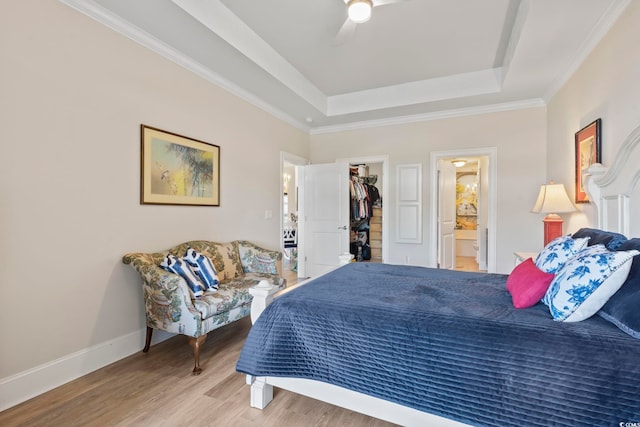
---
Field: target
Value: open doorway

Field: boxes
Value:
[430,148,497,273]
[339,155,389,265]
[348,162,383,263]
[281,152,308,283]
[294,155,389,278]
[451,158,481,271]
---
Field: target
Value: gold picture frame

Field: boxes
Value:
[141,125,220,206]
[574,119,601,203]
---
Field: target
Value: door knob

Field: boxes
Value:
[338,226,348,230]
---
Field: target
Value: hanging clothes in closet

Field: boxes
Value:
[349,173,381,261]
[349,175,370,220]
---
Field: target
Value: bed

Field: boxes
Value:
[236,124,640,427]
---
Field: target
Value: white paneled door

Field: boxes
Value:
[299,163,350,278]
[438,159,457,269]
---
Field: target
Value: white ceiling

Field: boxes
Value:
[61,0,630,133]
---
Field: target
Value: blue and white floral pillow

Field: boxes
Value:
[535,234,589,274]
[543,245,639,322]
[251,254,278,275]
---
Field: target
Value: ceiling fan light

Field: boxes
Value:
[348,0,372,23]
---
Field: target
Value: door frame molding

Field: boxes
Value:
[429,148,497,273]
[280,151,308,276]
[336,155,389,263]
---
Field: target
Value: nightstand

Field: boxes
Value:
[514,251,539,265]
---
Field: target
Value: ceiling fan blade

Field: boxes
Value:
[334,18,357,45]
[373,0,404,6]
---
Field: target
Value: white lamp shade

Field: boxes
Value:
[531,183,577,214]
[348,0,372,23]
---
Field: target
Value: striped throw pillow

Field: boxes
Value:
[160,254,205,297]
[184,248,220,291]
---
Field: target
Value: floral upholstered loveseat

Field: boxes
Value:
[122,240,286,374]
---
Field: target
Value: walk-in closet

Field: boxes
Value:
[349,163,383,262]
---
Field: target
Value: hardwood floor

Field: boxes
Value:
[4,259,483,426]
[282,258,300,285]
[0,317,395,427]
[455,256,480,272]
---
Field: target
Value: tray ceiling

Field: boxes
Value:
[61,0,630,132]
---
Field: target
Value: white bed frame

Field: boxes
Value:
[585,123,640,237]
[246,123,640,427]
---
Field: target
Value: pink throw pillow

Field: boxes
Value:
[506,258,555,309]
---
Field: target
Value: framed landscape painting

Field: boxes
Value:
[574,118,601,203]
[141,125,220,206]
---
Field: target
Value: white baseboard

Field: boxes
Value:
[0,328,174,412]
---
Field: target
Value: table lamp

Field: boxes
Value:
[531,182,577,246]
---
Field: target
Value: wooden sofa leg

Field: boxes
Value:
[143,327,153,353]
[188,334,207,375]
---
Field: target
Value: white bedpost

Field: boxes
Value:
[246,375,274,409]
[249,280,279,324]
[247,280,278,409]
[246,261,350,412]
[250,256,351,325]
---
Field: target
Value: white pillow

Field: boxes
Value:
[535,234,589,274]
[544,245,639,322]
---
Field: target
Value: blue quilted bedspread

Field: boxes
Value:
[236,263,640,426]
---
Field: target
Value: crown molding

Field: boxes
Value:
[57,0,311,133]
[61,0,612,136]
[310,98,546,135]
[543,0,632,102]
[172,0,509,120]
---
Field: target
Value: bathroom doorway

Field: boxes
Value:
[452,159,481,271]
[430,148,497,273]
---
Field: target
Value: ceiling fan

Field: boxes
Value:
[335,0,405,45]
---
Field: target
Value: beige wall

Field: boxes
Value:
[310,107,548,273]
[547,1,640,234]
[0,0,308,387]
